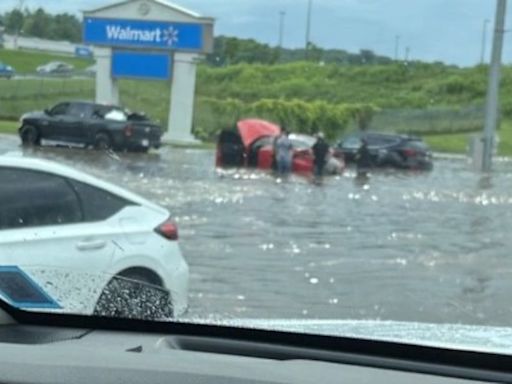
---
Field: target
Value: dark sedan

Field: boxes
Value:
[19,101,162,152]
[335,132,433,170]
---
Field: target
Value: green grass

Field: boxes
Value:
[0,78,95,120]
[423,120,512,156]
[424,132,471,153]
[0,120,19,134]
[0,48,93,73]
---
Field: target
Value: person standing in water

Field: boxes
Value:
[311,132,330,184]
[274,129,293,177]
[355,138,372,178]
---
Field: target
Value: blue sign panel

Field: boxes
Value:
[112,50,171,80]
[0,266,61,309]
[75,46,93,58]
[83,17,203,51]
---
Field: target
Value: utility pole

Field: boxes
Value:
[405,46,411,62]
[305,0,313,53]
[480,19,490,64]
[394,35,400,61]
[278,11,286,48]
[482,0,507,172]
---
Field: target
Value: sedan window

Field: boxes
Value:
[342,136,362,149]
[0,168,83,230]
[69,180,134,222]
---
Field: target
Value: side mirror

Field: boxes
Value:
[44,108,51,115]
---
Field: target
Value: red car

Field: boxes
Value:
[216,119,344,175]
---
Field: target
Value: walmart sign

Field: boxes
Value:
[83,17,204,51]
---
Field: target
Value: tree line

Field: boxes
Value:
[206,36,393,66]
[0,7,393,66]
[0,8,81,43]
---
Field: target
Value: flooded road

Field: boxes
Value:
[3,135,512,326]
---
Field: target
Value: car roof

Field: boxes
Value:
[288,133,316,145]
[344,131,418,141]
[55,101,122,109]
[0,154,166,214]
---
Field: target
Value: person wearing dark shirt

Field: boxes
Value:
[312,132,330,182]
[355,138,372,178]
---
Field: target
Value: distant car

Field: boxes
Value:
[0,154,189,317]
[216,119,344,175]
[334,131,433,170]
[18,101,162,152]
[36,61,74,74]
[0,62,15,79]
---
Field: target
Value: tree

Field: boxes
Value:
[23,8,51,39]
[50,13,81,42]
[4,9,24,34]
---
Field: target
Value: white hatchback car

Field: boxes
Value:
[0,154,189,317]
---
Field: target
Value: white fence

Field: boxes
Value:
[2,34,90,57]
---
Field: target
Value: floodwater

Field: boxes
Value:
[3,135,512,326]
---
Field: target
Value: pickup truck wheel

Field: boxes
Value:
[20,125,40,146]
[94,132,112,150]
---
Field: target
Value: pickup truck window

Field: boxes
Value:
[50,103,70,116]
[68,103,93,119]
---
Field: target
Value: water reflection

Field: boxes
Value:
[478,175,493,190]
[4,138,512,326]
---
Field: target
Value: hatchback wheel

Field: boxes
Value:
[93,272,173,320]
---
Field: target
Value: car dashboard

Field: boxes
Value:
[0,320,506,384]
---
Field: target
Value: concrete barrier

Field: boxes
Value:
[3,34,91,57]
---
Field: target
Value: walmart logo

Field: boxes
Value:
[105,24,180,46]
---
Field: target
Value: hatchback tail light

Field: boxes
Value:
[155,218,179,240]
[124,124,134,137]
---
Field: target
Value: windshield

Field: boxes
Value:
[0,0,511,355]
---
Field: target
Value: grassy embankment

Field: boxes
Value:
[1,48,511,154]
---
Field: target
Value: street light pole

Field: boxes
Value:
[14,0,25,50]
[394,35,400,60]
[305,0,312,51]
[405,46,411,62]
[279,11,286,48]
[482,0,507,172]
[480,19,490,64]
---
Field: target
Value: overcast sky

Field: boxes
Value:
[1,0,510,66]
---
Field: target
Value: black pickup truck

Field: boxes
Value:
[18,101,162,152]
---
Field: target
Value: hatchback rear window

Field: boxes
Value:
[69,180,134,222]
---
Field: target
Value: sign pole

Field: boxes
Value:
[481,0,507,172]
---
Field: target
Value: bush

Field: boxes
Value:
[192,97,378,141]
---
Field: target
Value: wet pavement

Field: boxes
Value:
[2,135,512,326]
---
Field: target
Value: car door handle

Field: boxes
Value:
[76,239,107,251]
